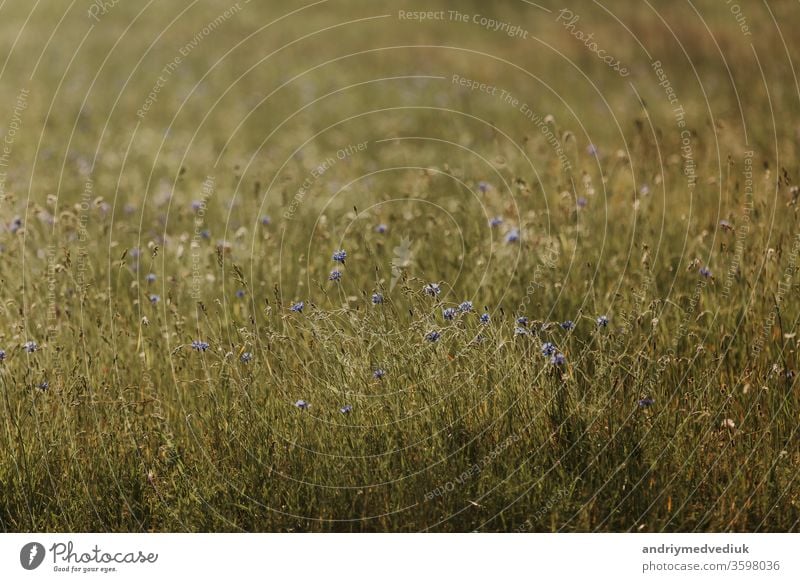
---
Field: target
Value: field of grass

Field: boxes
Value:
[0,0,798,532]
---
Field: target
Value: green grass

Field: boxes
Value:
[0,0,798,531]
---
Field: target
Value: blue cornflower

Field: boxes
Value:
[0,349,5,361]
[478,181,491,193]
[37,381,49,391]
[699,266,712,278]
[516,316,529,327]
[514,327,528,337]
[425,330,441,343]
[371,293,384,305]
[236,289,246,298]
[541,342,556,357]
[23,341,38,353]
[587,144,598,156]
[375,224,388,234]
[596,315,609,328]
[191,340,210,352]
[561,320,575,330]
[577,197,588,208]
[489,217,503,227]
[191,200,203,212]
[550,352,566,366]
[340,404,353,414]
[423,283,441,297]
[145,273,156,283]
[240,352,252,363]
[9,217,22,233]
[719,220,733,231]
[480,313,490,324]
[443,307,457,321]
[506,228,520,243]
[200,229,211,240]
[260,216,271,226]
[459,301,473,313]
[149,294,160,304]
[329,269,342,282]
[638,397,655,408]
[295,399,310,410]
[130,248,141,259]
[332,249,347,264]
[373,369,387,380]
[639,184,650,196]
[290,301,305,313]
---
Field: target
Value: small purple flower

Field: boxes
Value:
[561,320,575,331]
[332,249,347,264]
[295,399,310,410]
[260,216,271,226]
[240,352,252,363]
[443,307,457,321]
[587,144,598,156]
[639,184,650,196]
[340,404,353,414]
[290,301,304,313]
[514,327,528,337]
[638,397,655,408]
[9,217,22,233]
[149,294,160,304]
[146,273,157,283]
[506,228,520,243]
[596,315,609,328]
[425,330,441,343]
[130,247,141,259]
[236,289,246,299]
[577,197,588,208]
[375,224,388,234]
[699,266,712,278]
[478,181,491,193]
[516,316,529,327]
[459,301,473,313]
[191,200,203,212]
[480,313,490,325]
[489,217,503,228]
[719,220,733,231]
[23,341,38,353]
[0,349,6,361]
[371,293,384,305]
[423,283,441,297]
[191,340,210,352]
[550,352,566,366]
[200,229,211,240]
[329,269,342,282]
[373,369,386,380]
[541,342,556,357]
[37,380,49,391]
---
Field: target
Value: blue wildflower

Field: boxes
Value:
[577,197,588,208]
[260,216,271,226]
[638,397,655,408]
[423,282,441,297]
[371,293,384,305]
[191,200,203,212]
[290,301,304,313]
[332,249,347,264]
[478,181,490,193]
[200,229,211,240]
[541,342,556,357]
[459,301,473,313]
[373,369,386,380]
[191,340,210,352]
[506,228,520,243]
[699,266,712,278]
[597,315,609,328]
[514,327,528,337]
[561,320,575,330]
[23,341,38,353]
[295,399,310,410]
[443,307,457,321]
[516,316,529,327]
[550,352,566,366]
[375,224,388,234]
[340,404,353,414]
[480,313,490,324]
[240,352,252,363]
[425,330,441,343]
[145,273,156,283]
[329,269,342,282]
[236,289,246,298]
[587,144,598,156]
[9,217,22,233]
[149,294,160,304]
[489,217,503,227]
[0,349,5,361]
[37,381,49,391]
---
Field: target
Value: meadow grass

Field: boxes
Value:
[0,0,798,531]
